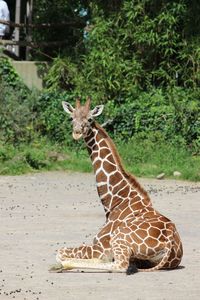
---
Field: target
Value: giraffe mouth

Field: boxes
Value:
[73,132,83,140]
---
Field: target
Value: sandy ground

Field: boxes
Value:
[0,171,200,300]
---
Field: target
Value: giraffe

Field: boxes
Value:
[52,98,183,274]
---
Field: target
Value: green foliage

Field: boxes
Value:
[31,0,88,59]
[74,0,200,101]
[104,87,200,153]
[180,37,200,88]
[0,136,199,181]
[0,60,77,147]
[25,149,48,170]
[119,134,200,181]
[0,57,33,144]
[36,91,74,144]
[74,14,144,101]
[0,81,40,144]
[0,57,26,89]
[44,56,77,91]
[0,2,200,180]
[0,58,74,146]
[169,87,200,150]
[0,140,91,175]
[34,1,200,154]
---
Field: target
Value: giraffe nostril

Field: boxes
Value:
[73,131,83,140]
[74,128,82,135]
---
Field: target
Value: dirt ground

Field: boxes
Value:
[0,171,200,300]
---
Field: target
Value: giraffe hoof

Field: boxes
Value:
[126,263,138,275]
[49,263,64,273]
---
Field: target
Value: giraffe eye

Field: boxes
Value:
[69,116,73,121]
[88,117,93,122]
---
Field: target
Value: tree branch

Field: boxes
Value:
[0,39,68,47]
[0,19,85,29]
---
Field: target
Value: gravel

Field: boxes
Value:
[0,172,200,300]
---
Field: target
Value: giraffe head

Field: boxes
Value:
[62,97,104,140]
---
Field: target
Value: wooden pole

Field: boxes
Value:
[15,0,21,57]
[26,0,33,60]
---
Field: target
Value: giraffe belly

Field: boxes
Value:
[131,250,165,264]
[148,249,166,264]
[132,250,166,269]
[133,246,166,264]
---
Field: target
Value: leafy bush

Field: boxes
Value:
[36,91,74,144]
[118,133,200,181]
[169,87,200,150]
[104,87,200,153]
[74,1,200,101]
[0,82,39,144]
[0,57,28,90]
[0,58,74,146]
[0,62,199,154]
[44,56,77,91]
[25,149,48,169]
[31,0,87,60]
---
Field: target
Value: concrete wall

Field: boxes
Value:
[11,61,47,90]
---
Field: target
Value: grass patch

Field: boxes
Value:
[0,137,199,181]
[0,139,91,175]
[118,136,200,181]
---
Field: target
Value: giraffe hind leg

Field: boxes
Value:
[137,231,174,272]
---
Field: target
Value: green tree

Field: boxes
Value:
[74,0,200,101]
[31,0,89,59]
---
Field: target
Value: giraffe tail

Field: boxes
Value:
[137,226,174,273]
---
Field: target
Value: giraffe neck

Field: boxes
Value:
[84,122,152,217]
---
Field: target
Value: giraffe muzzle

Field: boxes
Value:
[73,132,83,140]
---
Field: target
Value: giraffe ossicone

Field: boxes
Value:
[53,98,183,274]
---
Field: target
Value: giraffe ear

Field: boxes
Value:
[90,105,104,118]
[62,101,74,114]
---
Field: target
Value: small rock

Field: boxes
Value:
[156,173,165,180]
[48,151,69,162]
[173,171,181,177]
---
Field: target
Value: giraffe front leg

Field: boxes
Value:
[50,230,133,273]
[54,236,132,273]
[49,244,109,273]
[108,229,133,273]
[56,243,106,261]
